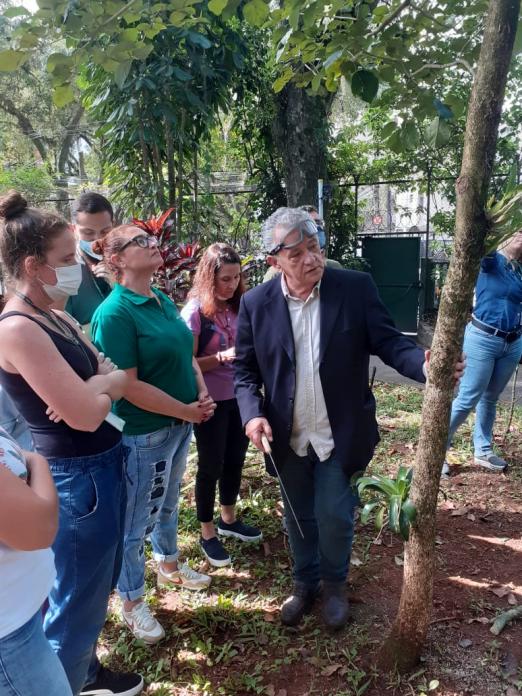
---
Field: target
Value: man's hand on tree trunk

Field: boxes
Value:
[424,350,466,386]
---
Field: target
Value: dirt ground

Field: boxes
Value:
[100,382,522,696]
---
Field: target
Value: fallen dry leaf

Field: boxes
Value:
[459,638,473,648]
[276,690,287,696]
[321,664,343,677]
[451,507,469,517]
[508,593,517,606]
[263,541,272,557]
[490,585,511,598]
[394,555,404,566]
[265,685,275,696]
[467,513,476,521]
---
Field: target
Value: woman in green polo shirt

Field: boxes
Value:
[91,225,216,646]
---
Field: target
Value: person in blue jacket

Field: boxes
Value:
[444,231,522,475]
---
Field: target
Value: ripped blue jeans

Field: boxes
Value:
[117,422,193,601]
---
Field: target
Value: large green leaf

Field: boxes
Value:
[401,121,419,151]
[351,69,379,103]
[208,0,228,15]
[47,52,73,74]
[360,499,381,525]
[3,6,31,18]
[425,116,451,148]
[114,61,132,88]
[273,68,293,93]
[0,49,27,71]
[388,495,402,534]
[52,83,74,107]
[243,0,268,27]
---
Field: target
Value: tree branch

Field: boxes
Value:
[411,59,475,78]
[0,94,48,163]
[57,104,85,175]
[370,0,411,37]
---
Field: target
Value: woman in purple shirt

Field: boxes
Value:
[182,244,262,566]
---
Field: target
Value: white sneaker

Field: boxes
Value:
[157,561,211,590]
[121,602,165,645]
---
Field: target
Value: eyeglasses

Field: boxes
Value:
[120,235,159,251]
[268,219,319,256]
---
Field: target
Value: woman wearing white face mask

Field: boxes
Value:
[0,191,143,696]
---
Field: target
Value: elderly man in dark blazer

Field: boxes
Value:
[234,207,458,631]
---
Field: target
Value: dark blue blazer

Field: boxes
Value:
[234,267,426,477]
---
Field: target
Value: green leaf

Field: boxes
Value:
[47,52,73,73]
[173,66,192,81]
[208,0,228,15]
[53,83,74,107]
[0,49,27,71]
[381,121,397,139]
[425,116,451,148]
[388,495,401,534]
[119,28,139,43]
[386,129,403,154]
[351,69,379,103]
[375,505,385,531]
[360,499,381,525]
[3,6,31,18]
[114,61,132,88]
[243,0,268,27]
[273,68,293,93]
[169,10,190,24]
[401,121,419,151]
[187,31,212,49]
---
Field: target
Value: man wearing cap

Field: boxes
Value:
[234,207,463,631]
[263,204,341,282]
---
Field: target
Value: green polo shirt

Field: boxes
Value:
[91,284,198,435]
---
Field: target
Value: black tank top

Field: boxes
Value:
[0,311,121,458]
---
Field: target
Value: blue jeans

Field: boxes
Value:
[448,323,522,456]
[118,422,193,601]
[0,612,72,696]
[44,442,126,696]
[278,448,359,588]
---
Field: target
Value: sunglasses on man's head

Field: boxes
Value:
[268,219,319,256]
[120,234,159,251]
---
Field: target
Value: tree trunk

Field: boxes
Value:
[151,141,167,211]
[57,104,84,176]
[379,0,521,672]
[165,117,176,207]
[272,83,329,207]
[0,94,49,164]
[176,110,185,239]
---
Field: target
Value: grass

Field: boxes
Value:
[98,381,522,695]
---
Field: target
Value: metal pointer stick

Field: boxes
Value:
[261,434,305,539]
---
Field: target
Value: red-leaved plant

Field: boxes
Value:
[132,208,203,305]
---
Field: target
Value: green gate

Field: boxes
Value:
[361,237,421,333]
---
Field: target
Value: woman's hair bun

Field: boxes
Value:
[0,190,28,220]
[91,239,104,256]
